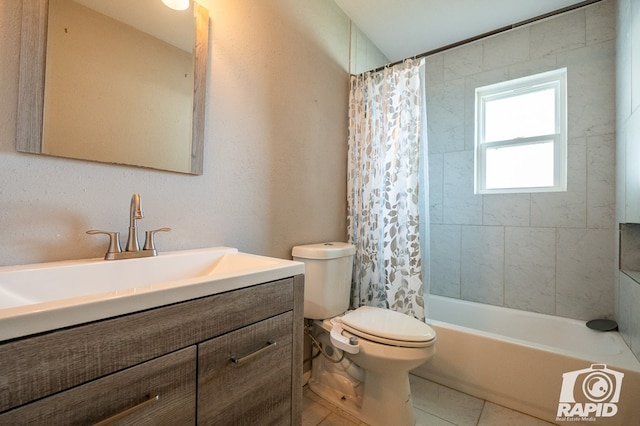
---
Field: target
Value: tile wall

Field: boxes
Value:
[425,0,617,320]
[617,0,640,360]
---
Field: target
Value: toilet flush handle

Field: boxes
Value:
[330,321,360,354]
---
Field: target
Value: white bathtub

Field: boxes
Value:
[412,295,640,424]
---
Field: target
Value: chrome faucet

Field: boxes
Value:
[126,193,143,252]
[87,193,170,260]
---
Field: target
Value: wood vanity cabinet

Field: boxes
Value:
[0,276,304,425]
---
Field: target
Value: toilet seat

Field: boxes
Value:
[340,306,436,348]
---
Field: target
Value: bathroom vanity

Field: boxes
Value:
[0,248,304,425]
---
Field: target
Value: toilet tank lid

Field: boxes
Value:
[292,242,355,259]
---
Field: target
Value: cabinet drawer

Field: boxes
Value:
[198,312,293,425]
[0,347,196,426]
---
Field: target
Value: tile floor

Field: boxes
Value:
[302,374,555,426]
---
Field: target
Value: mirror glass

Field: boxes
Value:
[16,0,209,175]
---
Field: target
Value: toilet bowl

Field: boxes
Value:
[309,306,436,426]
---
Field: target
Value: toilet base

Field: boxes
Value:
[309,327,419,426]
[309,328,364,412]
[309,371,417,426]
[308,377,363,417]
[359,370,416,426]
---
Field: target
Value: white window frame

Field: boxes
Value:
[474,68,567,194]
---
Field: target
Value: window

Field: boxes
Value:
[474,68,567,194]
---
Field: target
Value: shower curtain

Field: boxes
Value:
[347,58,429,321]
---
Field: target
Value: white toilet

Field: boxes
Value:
[292,242,436,426]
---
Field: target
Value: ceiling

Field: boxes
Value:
[333,0,590,62]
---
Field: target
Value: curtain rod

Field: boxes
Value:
[363,0,603,75]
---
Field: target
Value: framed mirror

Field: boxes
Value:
[16,0,209,175]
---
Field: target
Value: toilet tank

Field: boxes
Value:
[292,242,355,320]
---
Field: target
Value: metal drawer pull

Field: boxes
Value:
[230,340,277,365]
[93,395,160,425]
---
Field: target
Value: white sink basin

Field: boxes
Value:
[0,247,304,341]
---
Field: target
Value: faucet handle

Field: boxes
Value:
[87,230,122,260]
[143,227,171,252]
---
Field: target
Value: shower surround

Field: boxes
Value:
[425,0,616,321]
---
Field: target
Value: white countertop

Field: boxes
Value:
[0,247,304,341]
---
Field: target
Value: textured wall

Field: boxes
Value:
[426,0,617,321]
[0,0,350,266]
[349,24,389,74]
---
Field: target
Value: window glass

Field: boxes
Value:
[475,68,567,194]
[484,88,556,142]
[485,141,554,189]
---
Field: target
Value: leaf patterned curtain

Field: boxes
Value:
[347,58,428,321]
